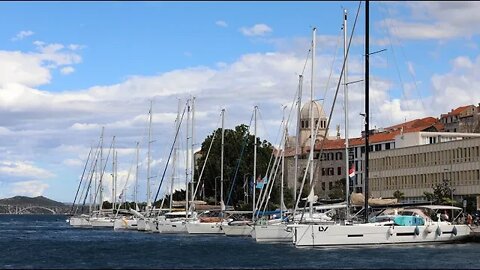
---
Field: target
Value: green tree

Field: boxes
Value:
[393,190,404,201]
[194,124,273,209]
[423,179,459,206]
[328,179,346,200]
[101,201,112,210]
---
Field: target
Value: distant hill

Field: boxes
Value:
[0,196,66,207]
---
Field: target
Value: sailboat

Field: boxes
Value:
[252,25,324,243]
[156,99,190,234]
[291,0,470,247]
[90,134,116,228]
[114,142,142,231]
[186,106,232,234]
[137,101,154,232]
[251,104,293,242]
[69,144,96,228]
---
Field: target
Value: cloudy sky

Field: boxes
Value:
[0,1,478,203]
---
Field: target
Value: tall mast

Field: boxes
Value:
[309,27,316,218]
[99,126,104,212]
[147,100,153,210]
[135,141,139,209]
[114,150,118,210]
[112,137,116,211]
[190,97,195,206]
[364,0,370,222]
[185,99,190,214]
[281,107,286,219]
[343,8,350,220]
[170,99,181,211]
[294,75,303,204]
[220,108,225,210]
[252,106,257,221]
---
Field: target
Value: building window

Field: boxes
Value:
[385,143,391,150]
[375,144,381,151]
[329,182,333,190]
[336,152,343,160]
[337,167,342,175]
[322,168,326,176]
[322,182,325,191]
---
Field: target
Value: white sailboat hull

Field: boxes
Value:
[292,223,470,247]
[137,218,151,231]
[158,220,188,234]
[222,224,254,236]
[146,219,158,233]
[69,216,91,227]
[90,217,114,228]
[186,222,225,234]
[253,224,293,242]
[113,218,138,230]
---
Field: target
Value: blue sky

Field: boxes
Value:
[0,1,479,203]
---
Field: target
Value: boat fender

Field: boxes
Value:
[436,226,442,237]
[388,226,394,236]
[414,226,420,236]
[452,226,457,236]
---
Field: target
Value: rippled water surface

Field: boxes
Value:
[1,215,479,269]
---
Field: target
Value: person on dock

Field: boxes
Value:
[467,213,473,225]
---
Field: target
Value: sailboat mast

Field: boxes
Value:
[281,108,286,219]
[185,99,190,214]
[190,97,195,206]
[147,100,153,210]
[309,27,316,218]
[112,137,116,211]
[294,75,303,204]
[252,106,257,221]
[220,109,225,208]
[99,127,104,212]
[135,141,139,208]
[343,8,350,219]
[364,0,370,222]
[170,99,181,211]
[114,150,118,210]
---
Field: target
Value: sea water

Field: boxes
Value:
[0,214,479,269]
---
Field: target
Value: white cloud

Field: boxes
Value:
[10,180,49,197]
[34,41,82,67]
[63,158,83,167]
[379,2,480,40]
[429,55,480,113]
[60,66,75,75]
[68,44,85,51]
[11,30,34,41]
[0,161,55,179]
[240,24,272,37]
[215,20,228,27]
[0,51,51,87]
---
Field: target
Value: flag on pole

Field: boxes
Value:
[349,164,355,178]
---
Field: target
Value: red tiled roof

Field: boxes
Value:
[385,117,438,131]
[287,116,441,154]
[441,105,471,117]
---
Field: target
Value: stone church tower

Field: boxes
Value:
[299,100,328,148]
